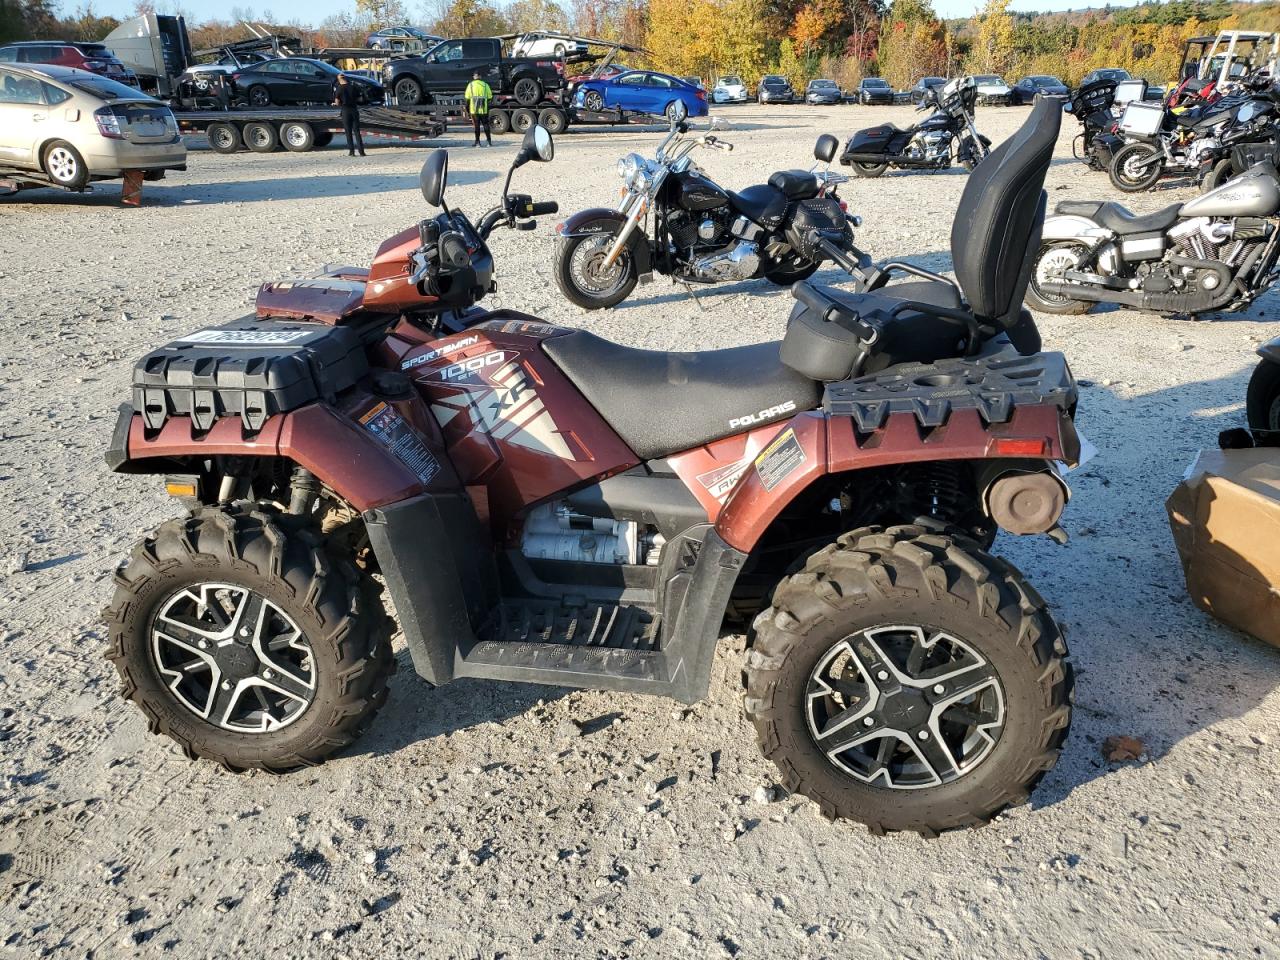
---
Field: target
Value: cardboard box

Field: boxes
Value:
[1166,447,1280,648]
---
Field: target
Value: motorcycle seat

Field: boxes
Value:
[767,170,820,200]
[541,331,822,461]
[1055,200,1182,234]
[728,184,788,226]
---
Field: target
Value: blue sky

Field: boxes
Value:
[73,0,1153,26]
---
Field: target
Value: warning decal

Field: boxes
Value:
[754,428,805,492]
[359,402,442,485]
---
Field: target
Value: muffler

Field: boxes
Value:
[984,470,1068,535]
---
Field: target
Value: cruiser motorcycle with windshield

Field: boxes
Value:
[838,76,991,177]
[553,119,858,310]
[1065,77,1121,171]
[102,100,1086,837]
[1027,160,1280,315]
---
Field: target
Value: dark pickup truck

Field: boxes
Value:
[383,37,562,107]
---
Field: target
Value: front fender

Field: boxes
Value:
[1258,336,1280,364]
[1040,214,1111,245]
[556,207,652,273]
[109,402,425,512]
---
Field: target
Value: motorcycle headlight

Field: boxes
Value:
[617,152,643,182]
[629,168,651,193]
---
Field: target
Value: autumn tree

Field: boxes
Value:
[877,0,947,88]
[357,0,409,28]
[425,0,509,36]
[506,0,570,32]
[968,0,1016,74]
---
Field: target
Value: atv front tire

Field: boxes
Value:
[105,507,394,772]
[1246,358,1280,432]
[744,524,1072,836]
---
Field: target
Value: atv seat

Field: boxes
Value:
[767,170,820,200]
[729,184,787,226]
[1056,200,1181,234]
[784,95,1065,381]
[542,332,821,460]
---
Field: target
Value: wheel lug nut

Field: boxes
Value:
[221,680,231,691]
[264,670,274,680]
[876,670,889,681]
[863,717,875,727]
[198,640,208,649]
[917,730,929,740]
[933,684,945,694]
[240,628,250,637]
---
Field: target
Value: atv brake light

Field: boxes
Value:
[991,438,1049,457]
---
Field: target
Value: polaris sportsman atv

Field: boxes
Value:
[105,103,1081,836]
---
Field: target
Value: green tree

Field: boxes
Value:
[357,0,408,28]
[969,0,1016,74]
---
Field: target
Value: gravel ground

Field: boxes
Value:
[2,103,1279,959]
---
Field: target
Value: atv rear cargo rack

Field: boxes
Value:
[132,319,367,433]
[823,350,1077,433]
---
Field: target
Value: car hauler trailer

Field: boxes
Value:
[174,105,446,154]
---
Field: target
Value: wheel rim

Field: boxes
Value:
[585,91,603,111]
[47,147,78,182]
[211,127,233,149]
[569,236,631,299]
[284,125,307,147]
[1268,392,1280,432]
[1033,245,1083,303]
[1121,149,1154,184]
[150,582,316,733]
[515,79,536,101]
[805,624,1005,790]
[514,113,532,132]
[250,88,268,106]
[249,127,270,148]
[395,80,418,102]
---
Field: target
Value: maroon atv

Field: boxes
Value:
[106,101,1079,835]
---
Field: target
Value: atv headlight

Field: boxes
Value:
[617,153,643,182]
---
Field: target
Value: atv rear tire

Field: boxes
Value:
[104,506,394,772]
[744,524,1072,836]
[1246,358,1280,432]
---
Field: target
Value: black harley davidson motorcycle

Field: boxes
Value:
[838,75,991,177]
[553,120,859,310]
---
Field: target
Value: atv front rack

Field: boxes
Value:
[823,351,1077,433]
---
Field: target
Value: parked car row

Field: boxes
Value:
[0,41,138,87]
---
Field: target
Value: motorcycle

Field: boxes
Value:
[1026,161,1280,316]
[103,99,1085,837]
[838,75,991,177]
[552,119,858,310]
[1196,86,1280,191]
[1106,78,1261,192]
[1064,77,1121,171]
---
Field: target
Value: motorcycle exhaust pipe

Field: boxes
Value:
[1040,254,1241,312]
[983,469,1068,536]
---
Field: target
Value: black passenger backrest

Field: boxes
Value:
[951,96,1061,329]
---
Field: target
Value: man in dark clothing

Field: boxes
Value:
[333,74,366,156]
[464,69,493,147]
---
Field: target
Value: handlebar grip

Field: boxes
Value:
[527,200,559,215]
[791,280,836,314]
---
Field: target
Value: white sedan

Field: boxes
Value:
[711,75,749,103]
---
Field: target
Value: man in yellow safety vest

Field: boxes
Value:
[464,70,493,148]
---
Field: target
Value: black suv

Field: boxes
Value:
[910,76,946,104]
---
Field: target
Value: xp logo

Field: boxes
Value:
[427,350,514,383]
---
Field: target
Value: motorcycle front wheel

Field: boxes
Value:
[554,231,639,310]
[1110,142,1164,192]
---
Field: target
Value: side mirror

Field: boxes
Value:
[420,149,448,206]
[524,123,554,162]
[814,133,838,163]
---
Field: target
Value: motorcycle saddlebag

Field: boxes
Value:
[841,125,898,162]
[132,318,368,433]
[784,196,847,260]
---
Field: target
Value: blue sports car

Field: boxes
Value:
[573,70,708,120]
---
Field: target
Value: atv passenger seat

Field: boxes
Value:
[542,333,821,460]
[782,95,1063,383]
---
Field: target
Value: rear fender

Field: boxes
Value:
[714,405,1081,552]
[1041,214,1112,245]
[1258,336,1280,364]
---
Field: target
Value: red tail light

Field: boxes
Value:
[991,438,1050,457]
[696,90,706,100]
